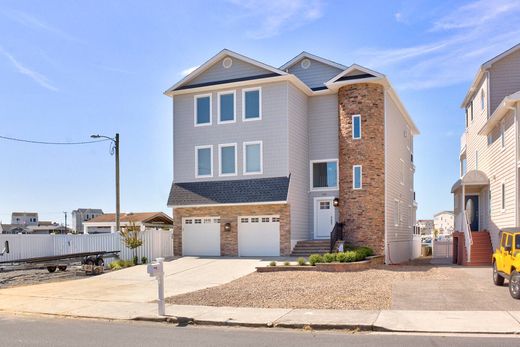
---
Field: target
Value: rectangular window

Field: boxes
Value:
[218,91,235,124]
[394,199,400,226]
[470,101,474,122]
[194,94,211,126]
[243,88,261,121]
[352,114,361,139]
[400,159,405,185]
[502,182,506,210]
[481,89,485,111]
[311,160,338,190]
[195,145,212,178]
[219,143,237,176]
[353,165,362,190]
[243,141,263,174]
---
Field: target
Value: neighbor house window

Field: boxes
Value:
[353,165,362,190]
[242,87,261,121]
[218,90,235,124]
[194,94,212,126]
[195,145,213,178]
[311,160,338,190]
[219,143,237,176]
[352,114,361,139]
[502,182,506,211]
[243,141,262,174]
[470,101,474,122]
[481,89,485,111]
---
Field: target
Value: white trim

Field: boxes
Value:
[393,199,400,227]
[218,143,237,176]
[280,51,347,71]
[217,90,236,124]
[400,159,405,186]
[195,145,213,178]
[170,201,287,208]
[194,93,212,127]
[384,91,388,264]
[313,196,335,239]
[242,87,262,121]
[352,114,361,140]
[353,165,362,190]
[326,64,384,85]
[243,141,263,175]
[310,159,339,191]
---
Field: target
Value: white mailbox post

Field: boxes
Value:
[147,257,165,316]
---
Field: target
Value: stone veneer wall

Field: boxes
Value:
[173,203,290,256]
[338,83,386,255]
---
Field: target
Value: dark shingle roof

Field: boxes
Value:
[168,176,290,207]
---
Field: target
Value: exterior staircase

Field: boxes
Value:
[290,240,330,257]
[454,231,493,266]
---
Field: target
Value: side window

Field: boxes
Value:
[218,91,235,124]
[195,145,213,178]
[352,114,361,139]
[506,234,512,249]
[194,94,212,126]
[243,88,261,121]
[516,235,520,251]
[501,233,507,248]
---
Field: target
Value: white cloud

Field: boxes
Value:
[228,0,323,39]
[180,65,199,76]
[0,47,58,91]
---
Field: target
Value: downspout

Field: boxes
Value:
[511,105,518,227]
[384,90,388,264]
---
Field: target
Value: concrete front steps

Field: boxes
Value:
[453,231,493,266]
[290,240,330,257]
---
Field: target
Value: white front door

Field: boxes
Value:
[314,198,335,239]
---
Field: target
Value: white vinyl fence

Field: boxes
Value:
[0,229,174,264]
[432,239,453,261]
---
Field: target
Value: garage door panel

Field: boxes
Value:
[238,215,280,256]
[182,217,220,256]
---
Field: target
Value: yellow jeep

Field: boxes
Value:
[492,230,520,299]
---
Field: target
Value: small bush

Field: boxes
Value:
[309,254,323,266]
[323,253,335,263]
[345,251,357,262]
[335,252,347,263]
[356,246,374,258]
[297,257,306,266]
[132,255,139,265]
[109,262,122,270]
[123,260,134,267]
[141,256,148,264]
[269,261,277,267]
[283,261,290,266]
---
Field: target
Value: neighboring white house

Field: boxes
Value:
[433,211,454,236]
[71,208,104,234]
[11,212,38,226]
[416,219,434,236]
[83,212,173,234]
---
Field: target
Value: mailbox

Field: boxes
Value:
[147,262,163,278]
[147,257,166,316]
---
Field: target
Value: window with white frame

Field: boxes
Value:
[352,114,361,139]
[394,199,400,226]
[218,90,235,124]
[409,205,413,228]
[195,145,212,177]
[400,159,405,185]
[243,87,261,121]
[502,182,506,211]
[219,143,237,176]
[311,160,338,190]
[353,165,362,190]
[194,94,211,126]
[243,141,262,174]
[481,89,485,111]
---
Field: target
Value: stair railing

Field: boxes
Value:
[330,222,344,252]
[463,210,473,263]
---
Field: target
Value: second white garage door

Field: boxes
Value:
[182,217,220,256]
[238,215,280,256]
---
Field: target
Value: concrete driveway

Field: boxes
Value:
[0,257,266,304]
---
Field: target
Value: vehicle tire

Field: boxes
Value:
[93,257,104,275]
[58,266,67,272]
[47,266,57,273]
[493,262,505,286]
[85,257,95,266]
[509,270,520,299]
[95,257,104,267]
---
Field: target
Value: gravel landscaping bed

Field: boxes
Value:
[166,263,456,310]
[0,267,88,289]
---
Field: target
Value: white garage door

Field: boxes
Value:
[238,215,280,256]
[182,217,220,256]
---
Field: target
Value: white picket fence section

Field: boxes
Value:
[432,239,453,260]
[0,229,174,263]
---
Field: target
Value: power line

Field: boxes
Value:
[0,135,110,145]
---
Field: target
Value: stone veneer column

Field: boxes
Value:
[338,83,385,255]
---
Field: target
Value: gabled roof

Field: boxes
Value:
[478,91,520,135]
[279,51,347,71]
[86,212,173,224]
[164,49,287,96]
[325,64,384,85]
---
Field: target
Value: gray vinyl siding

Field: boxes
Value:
[187,56,273,86]
[287,84,309,241]
[385,92,415,264]
[489,49,520,113]
[173,81,289,182]
[288,58,343,89]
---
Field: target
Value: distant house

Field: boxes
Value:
[416,219,434,236]
[83,212,173,234]
[11,212,38,226]
[71,208,104,234]
[0,224,29,234]
[433,211,454,236]
[0,221,70,234]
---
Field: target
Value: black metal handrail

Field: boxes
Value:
[330,222,344,252]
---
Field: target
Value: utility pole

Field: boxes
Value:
[63,211,68,229]
[115,133,120,234]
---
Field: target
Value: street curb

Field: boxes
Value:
[273,322,372,331]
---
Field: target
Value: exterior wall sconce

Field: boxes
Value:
[333,198,340,207]
[224,223,231,232]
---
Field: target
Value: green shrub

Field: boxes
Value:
[283,261,290,266]
[123,260,134,267]
[354,250,366,261]
[335,252,347,263]
[109,262,122,270]
[141,256,148,264]
[132,255,139,265]
[323,253,335,263]
[269,261,277,267]
[356,246,374,258]
[345,251,357,262]
[308,254,323,266]
[297,257,306,266]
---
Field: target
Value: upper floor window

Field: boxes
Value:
[219,143,237,176]
[243,141,262,175]
[400,159,405,185]
[481,89,485,111]
[311,160,338,190]
[195,145,213,178]
[470,101,474,122]
[352,114,361,139]
[194,94,212,126]
[218,90,235,124]
[501,121,505,149]
[243,87,261,121]
[353,165,362,190]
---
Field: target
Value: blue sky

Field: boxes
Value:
[1,0,519,223]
